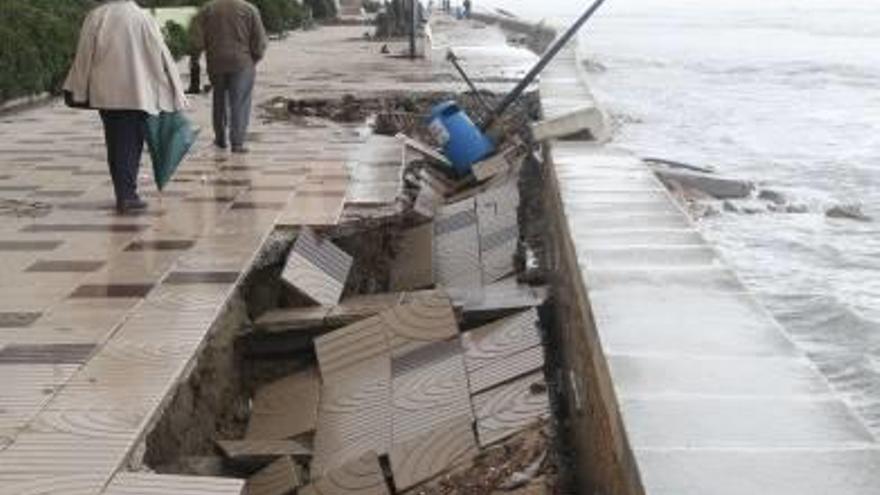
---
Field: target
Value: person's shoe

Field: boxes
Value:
[231,145,249,154]
[116,198,148,215]
[214,139,227,149]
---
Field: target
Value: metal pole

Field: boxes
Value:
[409,0,418,59]
[446,50,492,115]
[480,0,608,131]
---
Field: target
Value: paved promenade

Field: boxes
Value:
[0,20,534,494]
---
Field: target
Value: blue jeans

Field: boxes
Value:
[210,66,256,148]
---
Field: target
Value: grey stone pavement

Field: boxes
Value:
[0,18,535,495]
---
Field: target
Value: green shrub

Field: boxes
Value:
[162,20,190,60]
[0,0,94,103]
[251,0,309,33]
[304,0,336,20]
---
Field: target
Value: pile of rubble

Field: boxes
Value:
[217,129,557,494]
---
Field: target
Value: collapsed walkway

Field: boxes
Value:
[0,17,545,495]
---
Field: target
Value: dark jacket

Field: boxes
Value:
[193,0,268,75]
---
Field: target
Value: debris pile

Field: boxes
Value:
[198,113,561,494]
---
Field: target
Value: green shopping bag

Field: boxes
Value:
[145,111,199,191]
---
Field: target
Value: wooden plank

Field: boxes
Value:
[281,228,353,306]
[389,416,478,491]
[246,456,303,495]
[105,473,246,495]
[389,223,435,291]
[246,368,320,441]
[302,451,389,495]
[472,371,550,447]
[253,306,331,334]
[325,293,406,328]
[255,293,404,334]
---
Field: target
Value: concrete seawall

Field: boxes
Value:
[477,10,880,495]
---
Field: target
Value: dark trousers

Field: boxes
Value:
[210,66,256,148]
[99,110,147,204]
[188,56,202,94]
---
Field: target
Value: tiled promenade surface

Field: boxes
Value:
[540,48,880,494]
[0,19,534,495]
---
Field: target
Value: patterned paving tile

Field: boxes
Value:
[124,240,195,251]
[105,473,246,495]
[0,473,105,495]
[69,284,153,299]
[0,344,96,365]
[389,415,478,491]
[467,345,545,395]
[163,271,240,285]
[461,309,542,372]
[0,432,130,475]
[247,456,303,495]
[391,339,472,443]
[25,260,104,273]
[0,312,42,328]
[472,371,550,447]
[0,241,62,251]
[21,224,148,233]
[281,228,352,306]
[303,452,389,495]
[246,368,320,441]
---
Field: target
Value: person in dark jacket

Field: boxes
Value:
[192,0,268,154]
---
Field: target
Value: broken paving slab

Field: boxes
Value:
[300,451,389,495]
[311,292,460,474]
[462,309,545,394]
[254,293,407,335]
[434,199,482,288]
[472,371,550,447]
[391,339,472,443]
[246,367,320,441]
[310,366,392,476]
[448,280,548,328]
[389,415,478,492]
[389,223,435,291]
[216,439,312,469]
[246,456,304,495]
[105,473,246,495]
[282,228,353,306]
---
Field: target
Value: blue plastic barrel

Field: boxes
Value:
[428,101,496,176]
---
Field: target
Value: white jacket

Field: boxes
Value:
[63,1,187,115]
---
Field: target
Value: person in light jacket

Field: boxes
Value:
[192,0,268,153]
[64,0,187,214]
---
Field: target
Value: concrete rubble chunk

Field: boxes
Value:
[389,223,435,291]
[281,228,353,306]
[530,105,608,142]
[246,368,321,441]
[246,456,304,495]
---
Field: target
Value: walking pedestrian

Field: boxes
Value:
[63,0,187,214]
[192,0,268,154]
[463,0,472,18]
